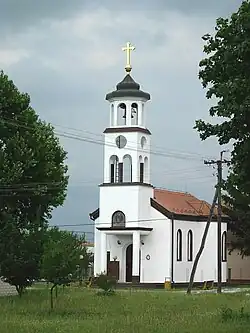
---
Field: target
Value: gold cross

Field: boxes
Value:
[122,42,135,73]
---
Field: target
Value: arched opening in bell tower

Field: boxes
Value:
[123,154,132,182]
[131,102,138,125]
[110,104,114,126]
[110,155,124,183]
[141,103,145,127]
[117,103,127,126]
[144,157,148,183]
[139,155,144,183]
[110,155,118,183]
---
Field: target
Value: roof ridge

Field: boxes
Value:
[154,188,192,195]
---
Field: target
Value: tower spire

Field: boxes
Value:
[122,42,135,73]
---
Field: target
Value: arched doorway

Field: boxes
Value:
[125,244,141,283]
[126,244,133,282]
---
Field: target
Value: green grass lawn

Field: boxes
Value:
[1,286,250,333]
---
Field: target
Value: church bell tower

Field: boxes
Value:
[99,42,153,227]
[102,42,152,187]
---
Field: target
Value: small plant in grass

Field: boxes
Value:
[221,306,250,322]
[95,273,117,295]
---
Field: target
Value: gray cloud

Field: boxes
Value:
[0,0,85,33]
[0,0,243,34]
[0,1,237,240]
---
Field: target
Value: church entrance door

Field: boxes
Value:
[126,244,133,282]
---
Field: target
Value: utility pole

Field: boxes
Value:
[204,151,229,294]
[187,188,218,294]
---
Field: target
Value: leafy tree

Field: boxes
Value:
[0,211,46,296]
[194,1,250,255]
[41,227,91,309]
[0,70,68,295]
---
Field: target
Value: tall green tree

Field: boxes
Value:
[0,70,68,295]
[194,1,250,255]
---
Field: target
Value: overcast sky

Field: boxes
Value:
[0,0,243,240]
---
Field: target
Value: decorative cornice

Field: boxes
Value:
[103,127,151,135]
[96,227,153,231]
[99,182,153,188]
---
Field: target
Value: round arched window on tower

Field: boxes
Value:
[116,135,127,149]
[140,136,147,149]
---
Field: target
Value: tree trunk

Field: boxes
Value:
[50,284,57,309]
[187,189,218,294]
[15,285,24,297]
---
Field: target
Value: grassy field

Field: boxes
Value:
[0,286,250,333]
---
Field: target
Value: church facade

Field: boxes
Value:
[89,43,228,285]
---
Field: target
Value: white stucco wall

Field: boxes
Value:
[99,185,154,229]
[173,219,227,283]
[140,208,171,283]
[94,226,101,275]
[103,131,151,184]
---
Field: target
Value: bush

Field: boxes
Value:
[221,306,250,322]
[95,273,117,295]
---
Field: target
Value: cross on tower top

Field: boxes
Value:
[122,42,135,73]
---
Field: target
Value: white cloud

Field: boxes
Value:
[0,49,29,67]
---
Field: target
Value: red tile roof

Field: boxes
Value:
[153,188,220,216]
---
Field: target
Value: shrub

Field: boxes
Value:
[221,306,250,322]
[95,273,117,295]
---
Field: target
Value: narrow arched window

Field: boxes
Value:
[187,230,193,262]
[222,231,227,262]
[144,157,149,183]
[177,229,182,261]
[141,103,145,126]
[109,155,119,183]
[123,154,132,182]
[117,103,127,126]
[110,104,114,126]
[131,102,138,125]
[112,211,126,228]
[139,155,144,183]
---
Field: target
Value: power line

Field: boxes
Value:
[2,116,215,159]
[0,173,215,191]
[0,116,220,162]
[51,202,221,228]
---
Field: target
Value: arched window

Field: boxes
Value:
[123,154,132,182]
[117,103,127,126]
[131,103,138,125]
[187,230,193,262]
[177,229,182,261]
[141,103,145,126]
[112,211,126,228]
[140,136,147,149]
[144,157,148,183]
[222,231,227,262]
[139,155,144,183]
[110,104,114,126]
[110,155,122,183]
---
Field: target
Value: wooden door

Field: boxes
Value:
[107,261,119,280]
[126,244,133,282]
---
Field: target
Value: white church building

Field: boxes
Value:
[89,43,228,285]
